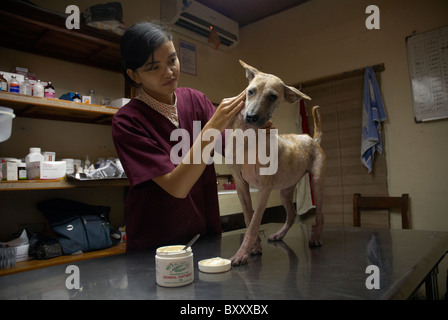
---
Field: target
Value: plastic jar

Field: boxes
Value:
[155,245,194,287]
[25,147,44,180]
[0,107,15,143]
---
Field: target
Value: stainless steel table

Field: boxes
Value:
[1,223,447,300]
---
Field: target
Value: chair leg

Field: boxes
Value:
[353,193,361,227]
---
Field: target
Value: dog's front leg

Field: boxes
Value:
[231,187,271,266]
[229,165,254,224]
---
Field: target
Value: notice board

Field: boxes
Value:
[406,25,448,122]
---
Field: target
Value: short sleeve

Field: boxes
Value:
[112,105,175,187]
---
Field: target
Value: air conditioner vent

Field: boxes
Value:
[161,0,239,50]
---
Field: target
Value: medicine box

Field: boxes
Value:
[1,161,18,181]
[110,98,130,108]
[40,161,66,180]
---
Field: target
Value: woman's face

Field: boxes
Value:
[127,40,180,104]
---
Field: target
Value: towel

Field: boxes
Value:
[361,67,387,173]
[295,99,315,215]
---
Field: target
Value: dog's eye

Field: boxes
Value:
[268,94,278,101]
[248,89,255,96]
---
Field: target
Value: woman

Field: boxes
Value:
[112,22,245,251]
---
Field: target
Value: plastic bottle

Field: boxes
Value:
[72,92,81,102]
[0,74,7,91]
[18,162,27,180]
[44,81,55,98]
[33,80,44,97]
[84,155,90,170]
[9,75,20,93]
[20,77,32,95]
[25,147,44,180]
[89,89,97,105]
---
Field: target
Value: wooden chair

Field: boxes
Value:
[353,193,410,229]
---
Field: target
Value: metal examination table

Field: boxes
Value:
[0,222,447,300]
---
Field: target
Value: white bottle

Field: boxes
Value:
[25,147,44,180]
[33,80,44,97]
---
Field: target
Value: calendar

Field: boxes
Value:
[406,25,448,122]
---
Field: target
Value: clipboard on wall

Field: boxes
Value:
[406,25,448,123]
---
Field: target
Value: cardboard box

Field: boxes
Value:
[110,98,130,108]
[40,161,66,180]
[43,151,55,161]
[1,161,18,181]
[82,95,91,104]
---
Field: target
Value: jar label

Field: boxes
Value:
[156,256,193,287]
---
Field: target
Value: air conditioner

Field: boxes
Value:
[161,0,239,50]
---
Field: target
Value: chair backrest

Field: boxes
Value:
[353,193,410,229]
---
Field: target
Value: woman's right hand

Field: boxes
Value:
[207,90,246,132]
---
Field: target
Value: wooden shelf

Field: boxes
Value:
[0,0,122,72]
[0,178,129,191]
[0,242,126,276]
[0,91,118,124]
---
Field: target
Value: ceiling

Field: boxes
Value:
[196,0,311,27]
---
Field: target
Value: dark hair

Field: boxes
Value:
[120,21,173,86]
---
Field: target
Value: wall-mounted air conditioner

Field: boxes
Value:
[161,0,239,50]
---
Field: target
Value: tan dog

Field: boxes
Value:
[227,60,326,266]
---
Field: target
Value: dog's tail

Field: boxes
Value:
[312,106,322,145]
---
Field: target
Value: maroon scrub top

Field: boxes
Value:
[112,87,222,251]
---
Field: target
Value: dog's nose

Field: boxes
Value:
[245,113,258,124]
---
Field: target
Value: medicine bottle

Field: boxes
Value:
[20,77,32,95]
[89,89,97,105]
[25,147,44,180]
[72,92,82,102]
[9,75,20,93]
[44,82,55,98]
[18,162,27,180]
[33,80,44,97]
[0,74,7,91]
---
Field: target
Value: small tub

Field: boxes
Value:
[198,257,231,273]
[0,107,15,143]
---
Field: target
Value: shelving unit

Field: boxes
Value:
[0,1,127,276]
[0,93,128,276]
[0,0,122,72]
[0,242,126,276]
[0,177,128,191]
[0,91,118,124]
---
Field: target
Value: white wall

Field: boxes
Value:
[237,0,448,232]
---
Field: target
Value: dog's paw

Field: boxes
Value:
[267,232,285,242]
[230,251,250,266]
[308,239,322,248]
[250,243,263,256]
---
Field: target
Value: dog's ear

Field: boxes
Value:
[239,60,258,82]
[284,85,311,103]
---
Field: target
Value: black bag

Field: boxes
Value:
[37,198,113,255]
[28,232,62,260]
[51,214,112,255]
[82,2,123,23]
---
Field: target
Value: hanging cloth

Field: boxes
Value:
[361,67,387,173]
[295,99,315,215]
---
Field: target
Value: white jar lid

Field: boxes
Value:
[198,257,231,273]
